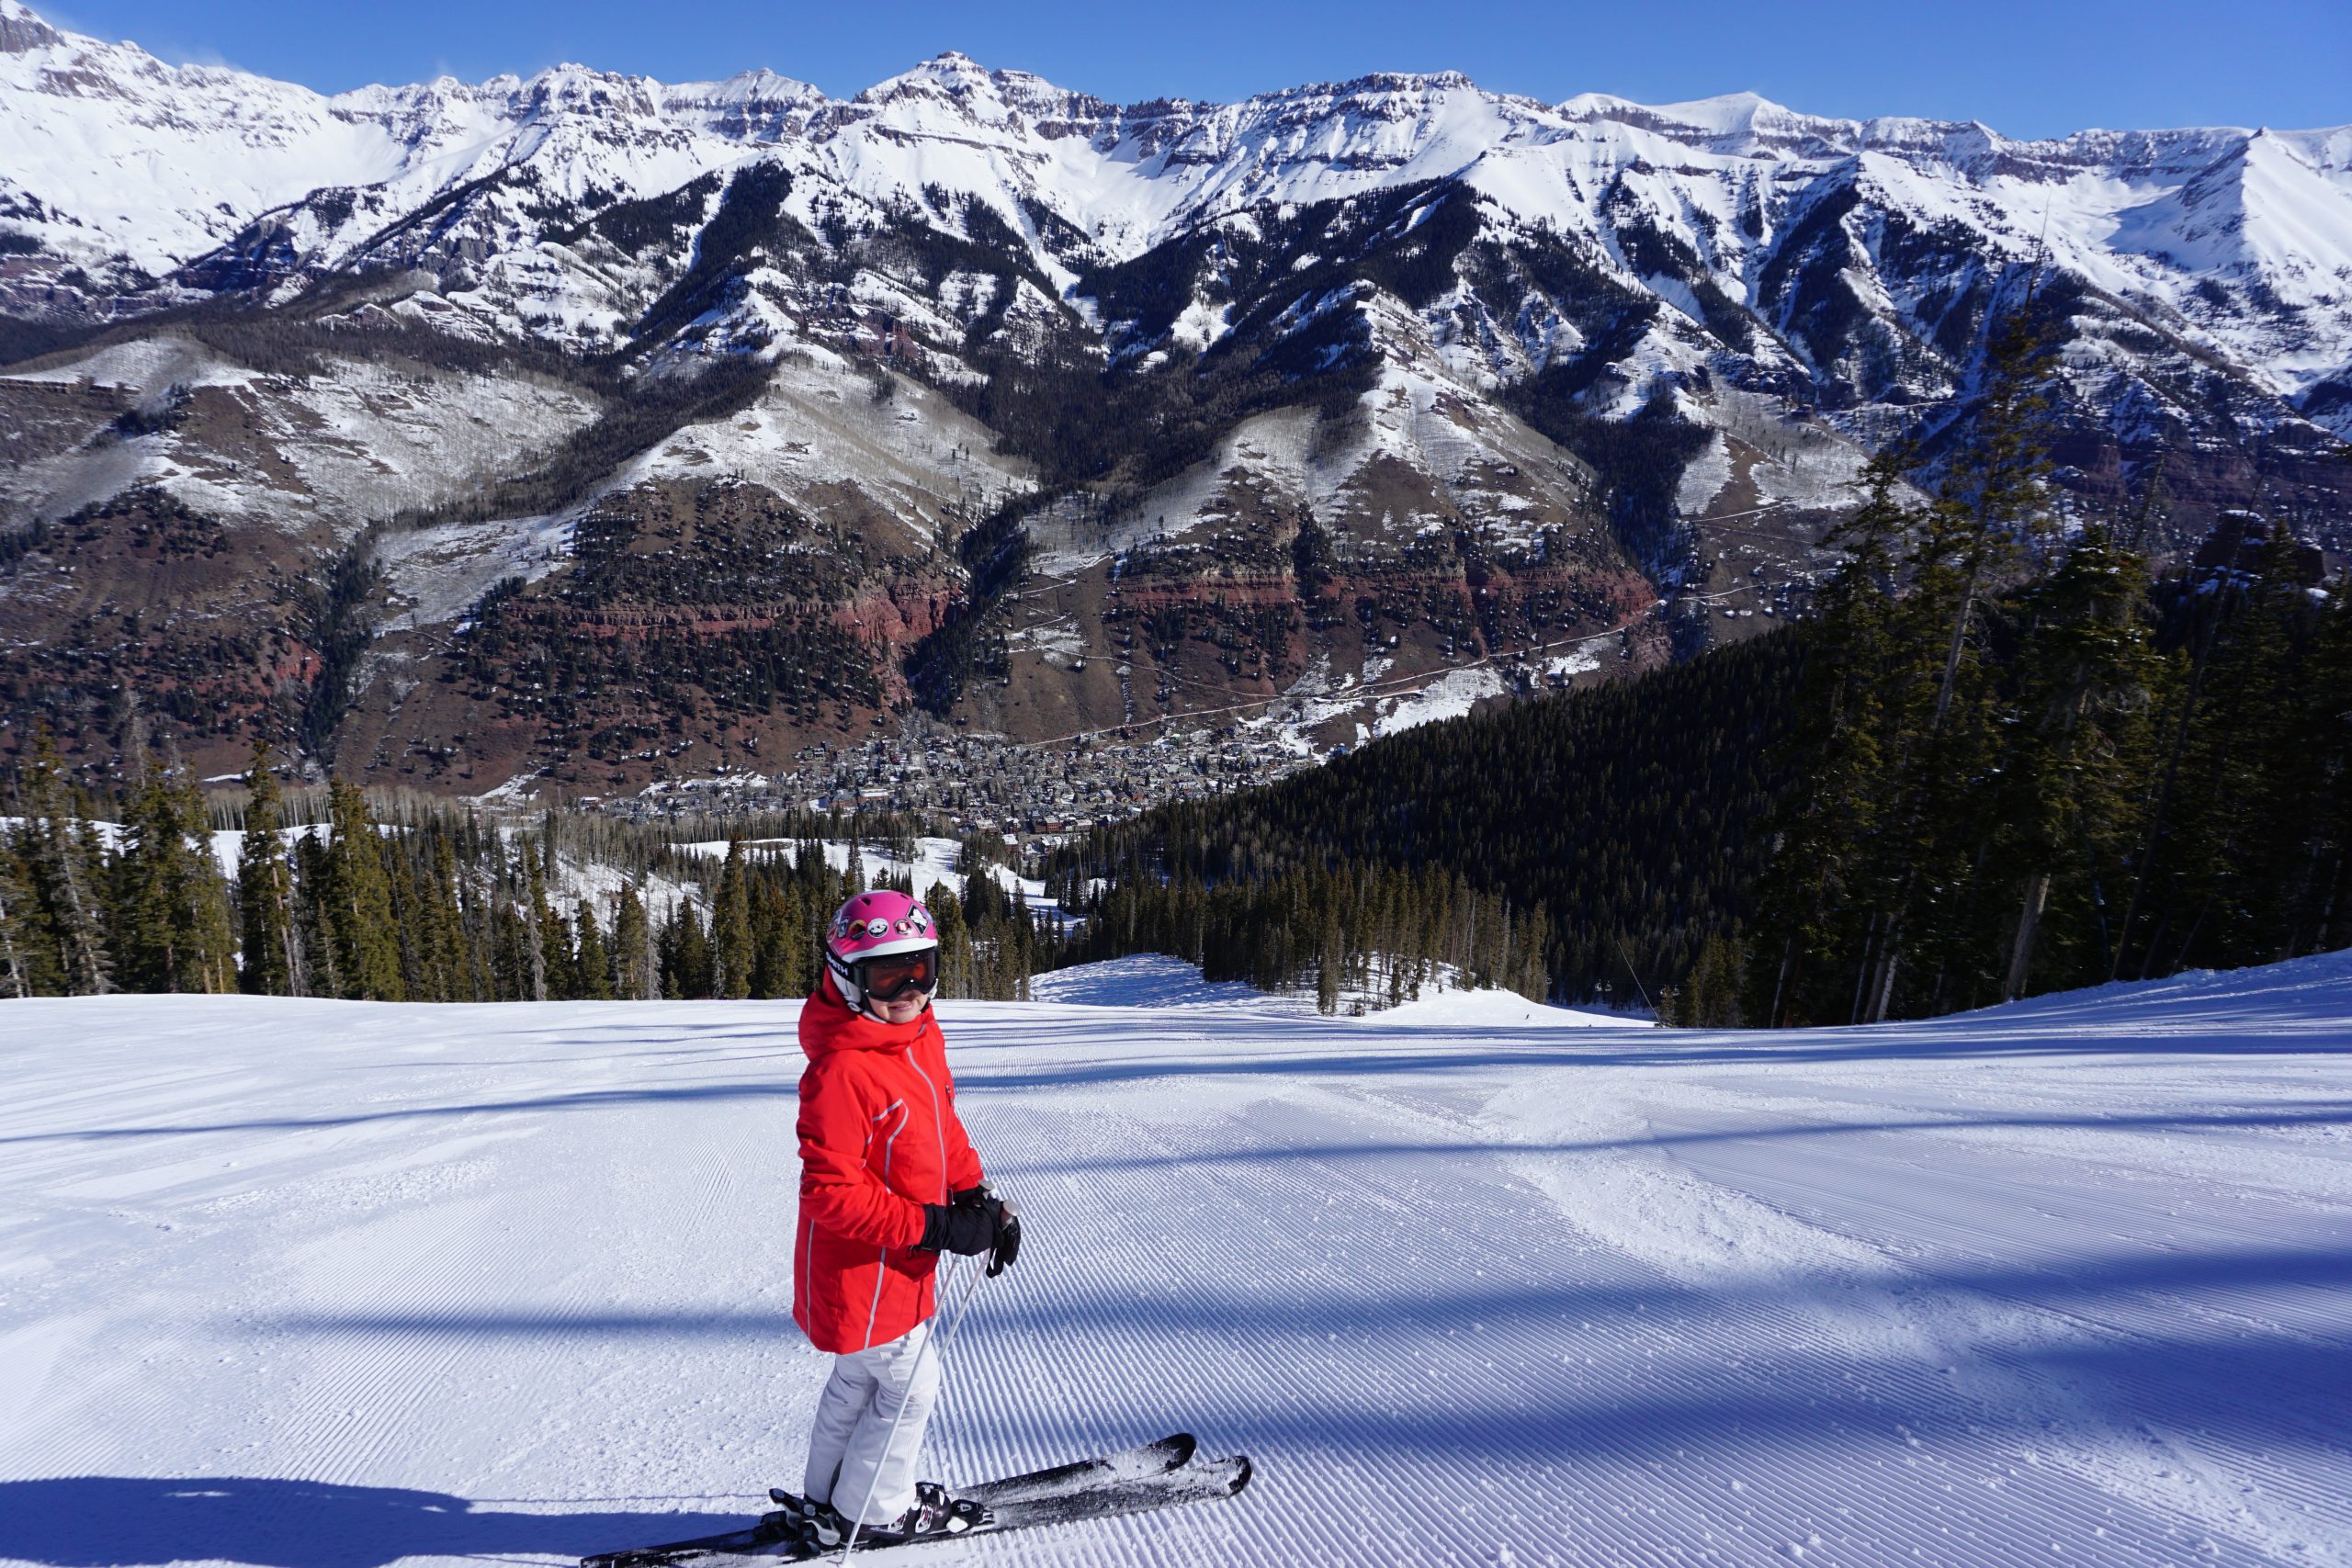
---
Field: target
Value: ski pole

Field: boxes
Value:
[836,1212,1012,1562]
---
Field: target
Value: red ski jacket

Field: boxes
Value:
[791,973,984,1354]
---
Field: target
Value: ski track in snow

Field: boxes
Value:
[3,953,2350,1566]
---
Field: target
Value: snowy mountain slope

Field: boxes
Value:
[2,1,2347,791]
[0,333,604,530]
[6,0,2345,413]
[2,953,2347,1566]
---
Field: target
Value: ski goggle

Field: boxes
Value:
[856,949,939,1002]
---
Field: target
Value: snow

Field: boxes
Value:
[673,834,1045,907]
[1027,953,1300,1011]
[6,4,2349,432]
[0,344,602,534]
[1371,664,1507,735]
[7,950,2349,1564]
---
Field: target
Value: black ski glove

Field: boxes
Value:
[919,1202,996,1257]
[922,1193,1023,1275]
[951,1180,1021,1277]
[986,1203,1022,1278]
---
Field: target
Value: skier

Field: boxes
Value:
[788,888,1022,1549]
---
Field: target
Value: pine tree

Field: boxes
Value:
[927,882,972,998]
[573,897,614,999]
[172,763,237,993]
[0,818,39,998]
[17,740,110,995]
[664,903,713,999]
[611,883,654,999]
[1992,520,2162,998]
[2282,580,2352,958]
[237,740,301,996]
[1749,449,1915,1025]
[1316,897,1342,1014]
[294,832,341,998]
[324,779,403,1000]
[1683,931,1747,1028]
[530,856,570,1000]
[1858,308,2057,1021]
[415,831,469,1001]
[112,752,236,994]
[714,840,753,999]
[2154,530,2318,974]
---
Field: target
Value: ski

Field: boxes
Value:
[794,1430,1197,1511]
[579,1517,790,1568]
[973,1450,1253,1534]
[765,1452,1251,1562]
[582,1433,1219,1568]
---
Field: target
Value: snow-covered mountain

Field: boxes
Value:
[8,6,2346,416]
[1,0,2346,793]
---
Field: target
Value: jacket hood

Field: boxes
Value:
[798,971,937,1060]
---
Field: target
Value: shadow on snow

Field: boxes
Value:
[0,1476,739,1568]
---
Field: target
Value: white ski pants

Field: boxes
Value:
[802,1317,940,1526]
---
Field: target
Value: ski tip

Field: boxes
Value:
[1227,1455,1255,1495]
[1166,1432,1199,1465]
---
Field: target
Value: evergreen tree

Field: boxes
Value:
[2147,530,2316,974]
[17,741,111,995]
[324,779,403,1000]
[1849,308,2056,1021]
[573,897,615,999]
[611,884,654,999]
[1748,451,1914,1024]
[413,830,469,1002]
[1682,931,1747,1028]
[2282,578,2352,959]
[1992,520,2162,998]
[293,832,341,998]
[236,740,301,996]
[927,881,974,998]
[664,903,713,998]
[714,840,753,999]
[0,826,32,998]
[1316,897,1342,1014]
[112,753,236,994]
[529,856,569,1000]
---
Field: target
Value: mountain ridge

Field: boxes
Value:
[0,0,2346,801]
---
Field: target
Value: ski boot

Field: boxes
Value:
[860,1482,992,1543]
[761,1490,850,1552]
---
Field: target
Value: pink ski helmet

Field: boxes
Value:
[824,889,941,1013]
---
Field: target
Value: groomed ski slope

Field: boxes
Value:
[2,953,2348,1568]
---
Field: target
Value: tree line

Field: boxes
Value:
[1,739,1049,1005]
[1049,858,1553,1012]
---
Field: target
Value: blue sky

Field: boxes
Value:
[38,0,2352,139]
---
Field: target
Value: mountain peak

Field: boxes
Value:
[853,50,1006,106]
[1559,88,1838,151]
[0,0,64,54]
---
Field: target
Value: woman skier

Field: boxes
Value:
[787,888,1022,1549]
